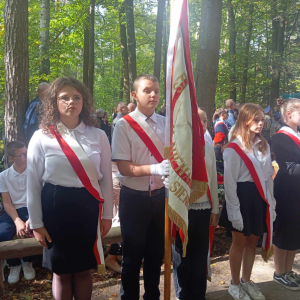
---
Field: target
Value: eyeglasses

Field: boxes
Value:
[13,153,27,158]
[58,96,82,104]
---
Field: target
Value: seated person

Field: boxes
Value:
[0,141,36,284]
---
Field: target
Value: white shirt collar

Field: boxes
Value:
[11,165,27,177]
[57,121,86,134]
[134,108,158,124]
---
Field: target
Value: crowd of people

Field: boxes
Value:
[0,73,299,300]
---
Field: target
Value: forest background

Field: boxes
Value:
[1,0,300,141]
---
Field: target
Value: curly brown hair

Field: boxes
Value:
[39,77,98,135]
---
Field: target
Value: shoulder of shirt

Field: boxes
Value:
[155,113,166,121]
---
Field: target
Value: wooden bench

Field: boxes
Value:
[0,226,122,296]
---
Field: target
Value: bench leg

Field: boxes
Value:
[0,260,4,296]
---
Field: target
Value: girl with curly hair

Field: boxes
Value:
[27,77,113,300]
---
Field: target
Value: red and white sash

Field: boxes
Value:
[227,141,274,262]
[214,120,229,133]
[49,123,106,274]
[278,126,300,148]
[123,110,164,163]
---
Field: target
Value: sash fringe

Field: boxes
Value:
[189,180,207,205]
[97,264,106,274]
[261,245,274,262]
[167,205,188,257]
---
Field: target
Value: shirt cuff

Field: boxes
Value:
[112,154,131,161]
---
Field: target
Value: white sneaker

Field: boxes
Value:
[228,281,251,300]
[21,261,36,280]
[240,279,266,300]
[7,265,21,284]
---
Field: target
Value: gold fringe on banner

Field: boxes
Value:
[261,245,274,262]
[97,264,106,274]
[189,180,207,205]
[164,146,170,159]
[167,205,188,257]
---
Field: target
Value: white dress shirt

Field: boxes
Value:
[27,122,114,229]
[223,136,274,222]
[190,143,219,214]
[0,165,27,209]
[204,130,213,147]
[112,108,165,191]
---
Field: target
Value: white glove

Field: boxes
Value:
[232,219,244,232]
[150,160,169,176]
[272,210,277,222]
[162,176,169,189]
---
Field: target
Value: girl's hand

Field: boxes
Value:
[33,227,52,249]
[100,219,112,240]
[210,213,219,226]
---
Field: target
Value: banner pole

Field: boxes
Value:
[164,190,172,300]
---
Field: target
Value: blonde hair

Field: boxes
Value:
[225,103,268,155]
[279,98,300,122]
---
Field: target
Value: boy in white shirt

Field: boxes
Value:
[112,74,169,300]
[0,141,36,284]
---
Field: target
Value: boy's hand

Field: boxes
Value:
[15,218,26,238]
[209,213,219,227]
[33,227,52,249]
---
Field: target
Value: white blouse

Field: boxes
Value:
[223,136,274,222]
[27,122,114,229]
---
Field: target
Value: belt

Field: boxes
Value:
[121,186,165,197]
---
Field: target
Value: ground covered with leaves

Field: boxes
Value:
[2,227,231,299]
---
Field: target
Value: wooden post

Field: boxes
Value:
[164,195,172,300]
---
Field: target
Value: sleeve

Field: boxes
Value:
[111,120,132,161]
[272,134,300,176]
[266,147,276,210]
[223,148,243,222]
[27,132,45,229]
[209,147,219,214]
[0,172,8,193]
[99,131,114,220]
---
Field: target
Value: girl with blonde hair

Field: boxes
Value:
[219,103,276,300]
[271,98,300,290]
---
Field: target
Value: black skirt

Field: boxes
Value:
[219,182,267,237]
[41,183,99,274]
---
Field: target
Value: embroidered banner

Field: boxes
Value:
[165,0,208,256]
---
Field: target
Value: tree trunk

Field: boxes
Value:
[153,0,165,81]
[269,0,285,108]
[125,0,137,90]
[241,1,254,103]
[119,76,124,100]
[88,0,95,97]
[119,1,130,103]
[4,0,29,166]
[227,0,236,101]
[83,26,89,87]
[195,0,222,131]
[39,0,50,75]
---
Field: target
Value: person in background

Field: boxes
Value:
[272,98,300,290]
[0,141,36,284]
[96,108,105,128]
[234,103,240,119]
[112,107,118,120]
[198,107,213,147]
[213,132,226,178]
[214,108,229,143]
[158,106,166,116]
[270,112,284,138]
[111,102,128,137]
[262,105,272,143]
[127,103,136,113]
[102,111,112,144]
[24,82,50,141]
[225,99,237,131]
[172,108,219,300]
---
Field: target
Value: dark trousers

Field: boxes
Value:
[0,207,36,266]
[119,187,165,300]
[173,209,211,300]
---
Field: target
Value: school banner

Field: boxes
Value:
[165,0,208,256]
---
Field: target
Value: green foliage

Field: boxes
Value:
[0,0,300,118]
